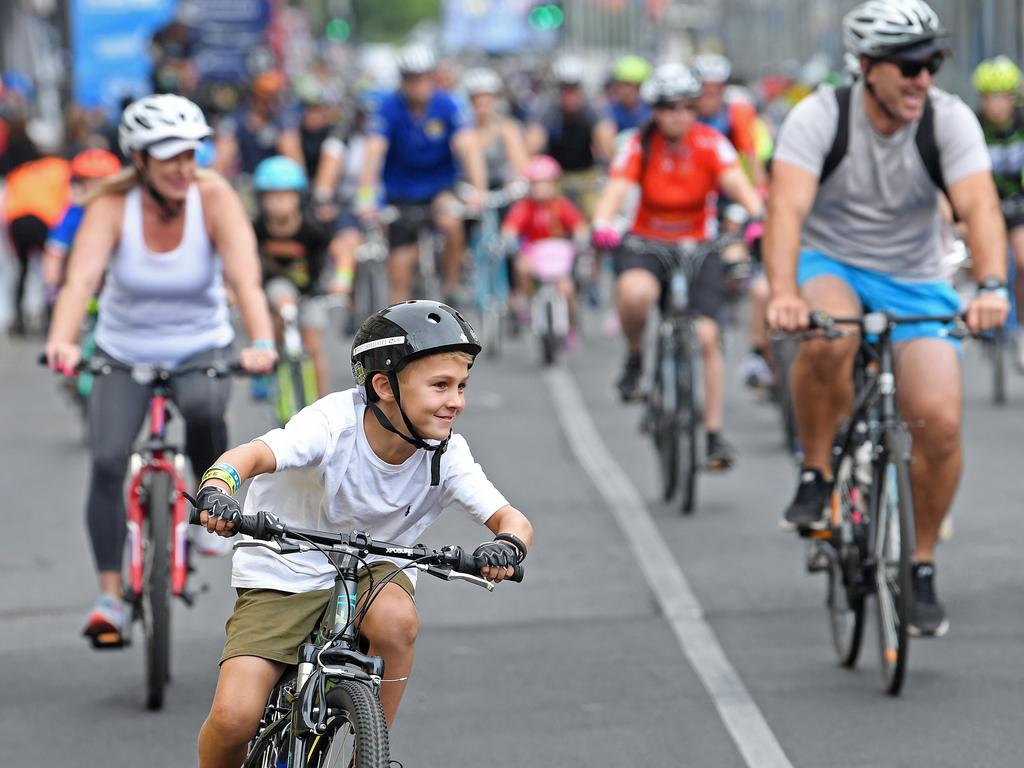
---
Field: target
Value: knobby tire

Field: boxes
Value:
[309,680,390,768]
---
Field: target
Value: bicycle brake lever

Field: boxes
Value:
[416,564,495,591]
[231,539,305,555]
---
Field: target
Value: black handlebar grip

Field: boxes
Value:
[234,513,264,538]
[453,547,525,582]
[188,506,203,526]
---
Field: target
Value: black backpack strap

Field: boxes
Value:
[915,94,947,196]
[820,86,852,185]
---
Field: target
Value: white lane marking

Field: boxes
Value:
[545,368,794,768]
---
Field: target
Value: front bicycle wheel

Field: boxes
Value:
[143,470,172,710]
[649,331,679,502]
[872,431,914,696]
[308,680,389,768]
[677,334,698,515]
[771,337,801,460]
[825,453,867,668]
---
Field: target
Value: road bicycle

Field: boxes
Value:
[43,353,242,709]
[186,507,523,767]
[351,209,395,327]
[794,311,966,696]
[627,236,722,515]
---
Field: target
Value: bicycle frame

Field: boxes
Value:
[126,386,189,599]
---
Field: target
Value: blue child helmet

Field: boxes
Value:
[253,155,308,192]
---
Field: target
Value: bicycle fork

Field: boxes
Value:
[126,453,190,600]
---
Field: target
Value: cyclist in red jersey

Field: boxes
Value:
[592,64,763,469]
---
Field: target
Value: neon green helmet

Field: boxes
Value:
[613,55,652,85]
[973,56,1021,94]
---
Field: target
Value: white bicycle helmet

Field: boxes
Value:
[842,0,946,58]
[396,43,437,76]
[463,67,502,96]
[693,53,732,84]
[118,94,212,160]
[640,63,701,104]
[552,55,585,86]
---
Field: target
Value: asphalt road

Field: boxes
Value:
[1,303,1022,767]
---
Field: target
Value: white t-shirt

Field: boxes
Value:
[231,389,509,593]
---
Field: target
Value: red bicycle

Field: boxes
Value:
[44,354,241,709]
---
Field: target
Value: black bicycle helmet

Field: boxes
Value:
[351,301,481,485]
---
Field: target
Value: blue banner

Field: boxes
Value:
[190,0,271,83]
[71,0,177,116]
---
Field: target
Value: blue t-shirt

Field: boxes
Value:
[46,204,84,252]
[369,90,468,202]
[699,105,732,139]
[604,101,650,133]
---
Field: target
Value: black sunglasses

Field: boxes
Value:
[654,100,697,113]
[886,53,944,78]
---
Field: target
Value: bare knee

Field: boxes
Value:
[696,318,720,357]
[616,270,659,313]
[362,595,419,653]
[911,406,961,460]
[204,695,264,748]
[797,335,857,379]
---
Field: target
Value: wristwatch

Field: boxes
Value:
[977,276,1009,299]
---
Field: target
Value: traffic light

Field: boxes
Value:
[529,2,565,30]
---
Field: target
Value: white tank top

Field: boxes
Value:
[96,185,234,366]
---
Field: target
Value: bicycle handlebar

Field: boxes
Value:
[39,353,251,379]
[187,507,524,584]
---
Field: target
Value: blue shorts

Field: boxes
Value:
[797,250,962,346]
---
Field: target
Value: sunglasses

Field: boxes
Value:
[885,53,944,78]
[654,100,697,113]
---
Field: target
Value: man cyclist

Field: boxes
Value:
[972,55,1024,368]
[357,44,487,305]
[604,55,652,134]
[693,53,767,192]
[592,64,764,470]
[526,55,616,218]
[765,0,1009,637]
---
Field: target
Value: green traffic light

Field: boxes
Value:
[325,18,351,42]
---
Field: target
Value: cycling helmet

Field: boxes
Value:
[973,56,1022,94]
[463,67,503,96]
[396,44,437,76]
[693,53,732,84]
[118,94,212,160]
[253,156,308,193]
[552,55,585,86]
[842,0,947,59]
[70,149,121,179]
[352,300,481,485]
[525,154,561,182]
[640,63,701,104]
[612,55,651,85]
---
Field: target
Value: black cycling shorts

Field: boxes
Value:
[385,191,452,248]
[612,236,724,320]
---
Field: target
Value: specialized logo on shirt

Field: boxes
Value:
[404,505,412,517]
[262,240,307,259]
[424,118,445,139]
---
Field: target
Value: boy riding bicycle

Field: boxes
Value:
[193,300,533,768]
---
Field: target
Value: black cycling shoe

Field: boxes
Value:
[780,468,832,530]
[705,432,735,471]
[909,562,949,638]
[617,352,644,402]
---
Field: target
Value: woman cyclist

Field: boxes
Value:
[463,67,529,189]
[591,64,764,470]
[44,94,277,644]
[973,55,1024,368]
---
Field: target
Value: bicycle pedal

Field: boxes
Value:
[90,631,129,649]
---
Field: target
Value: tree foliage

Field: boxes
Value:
[352,0,440,42]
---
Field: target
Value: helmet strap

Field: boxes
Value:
[366,372,449,486]
[137,153,183,222]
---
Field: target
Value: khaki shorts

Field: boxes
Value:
[221,562,415,666]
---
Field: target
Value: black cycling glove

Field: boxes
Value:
[196,485,242,532]
[473,534,527,570]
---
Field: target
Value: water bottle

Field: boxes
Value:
[669,270,689,312]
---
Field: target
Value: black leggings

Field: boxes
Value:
[86,345,233,572]
[8,214,48,322]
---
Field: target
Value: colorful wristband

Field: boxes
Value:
[209,463,241,490]
[251,339,276,351]
[200,466,239,495]
[356,187,376,207]
[334,267,354,287]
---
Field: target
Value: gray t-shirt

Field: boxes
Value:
[773,81,990,282]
